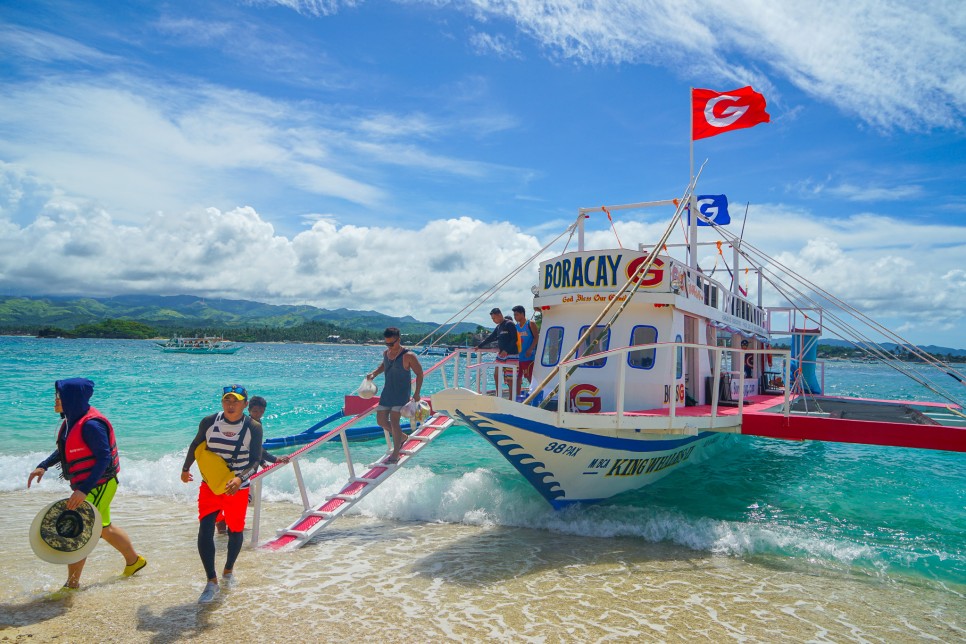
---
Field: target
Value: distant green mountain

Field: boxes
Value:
[770,336,966,357]
[0,294,480,338]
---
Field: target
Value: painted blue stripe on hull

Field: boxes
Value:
[484,412,711,451]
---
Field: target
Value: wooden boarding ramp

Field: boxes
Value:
[260,412,453,551]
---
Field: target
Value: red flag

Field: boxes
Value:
[692,86,770,140]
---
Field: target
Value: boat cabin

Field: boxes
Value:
[529,247,767,413]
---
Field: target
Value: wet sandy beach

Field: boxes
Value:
[1,491,963,642]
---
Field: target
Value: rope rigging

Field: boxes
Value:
[701,220,965,407]
[412,217,581,351]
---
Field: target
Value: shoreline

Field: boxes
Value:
[2,491,963,642]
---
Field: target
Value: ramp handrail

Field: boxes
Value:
[247,349,461,546]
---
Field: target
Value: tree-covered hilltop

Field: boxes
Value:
[0,294,480,344]
[17,318,482,346]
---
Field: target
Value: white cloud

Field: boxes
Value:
[3,178,963,342]
[250,0,966,130]
[254,0,362,17]
[0,75,522,221]
[827,183,923,202]
[0,25,117,65]
[0,170,546,324]
[469,30,522,60]
[453,0,966,131]
[787,177,925,202]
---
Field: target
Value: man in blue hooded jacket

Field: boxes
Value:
[28,378,146,590]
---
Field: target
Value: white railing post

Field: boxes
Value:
[340,429,356,480]
[291,459,310,511]
[784,351,792,417]
[738,351,745,416]
[475,352,482,393]
[250,477,262,545]
[557,366,566,426]
[669,342,677,425]
[615,358,626,429]
[710,345,721,422]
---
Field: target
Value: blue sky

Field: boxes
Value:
[1,1,964,346]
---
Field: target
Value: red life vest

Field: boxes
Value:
[59,406,120,488]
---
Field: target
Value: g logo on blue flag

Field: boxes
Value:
[690,194,730,226]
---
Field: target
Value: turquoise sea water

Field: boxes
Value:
[2,336,964,591]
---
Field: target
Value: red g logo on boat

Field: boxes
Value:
[625,255,664,288]
[569,384,601,413]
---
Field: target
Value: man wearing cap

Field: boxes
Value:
[180,384,263,604]
[215,395,289,535]
[28,378,147,590]
[476,307,521,396]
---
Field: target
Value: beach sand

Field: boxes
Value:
[1,491,963,643]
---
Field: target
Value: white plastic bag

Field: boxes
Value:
[357,377,377,399]
[400,399,418,419]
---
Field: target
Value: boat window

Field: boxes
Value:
[675,334,683,379]
[540,326,564,367]
[577,325,610,368]
[628,326,657,369]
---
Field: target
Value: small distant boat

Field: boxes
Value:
[415,345,454,357]
[156,335,243,354]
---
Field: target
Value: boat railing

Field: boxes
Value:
[656,251,767,330]
[458,348,520,399]
[246,349,461,546]
[440,343,791,432]
[553,342,793,431]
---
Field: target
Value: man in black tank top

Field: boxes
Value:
[366,327,423,464]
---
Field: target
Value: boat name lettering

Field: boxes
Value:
[588,458,611,469]
[544,441,582,457]
[544,255,622,290]
[603,446,696,478]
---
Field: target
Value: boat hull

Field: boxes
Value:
[435,388,728,509]
[161,347,242,354]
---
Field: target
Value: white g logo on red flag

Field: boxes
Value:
[692,86,770,140]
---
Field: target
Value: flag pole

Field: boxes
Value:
[689,87,695,187]
[688,88,698,270]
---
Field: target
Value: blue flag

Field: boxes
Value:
[687,194,730,226]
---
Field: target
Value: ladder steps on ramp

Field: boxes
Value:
[261,412,454,551]
[326,493,359,501]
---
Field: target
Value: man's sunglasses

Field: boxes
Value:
[223,384,248,397]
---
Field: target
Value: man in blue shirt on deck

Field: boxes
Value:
[477,308,520,396]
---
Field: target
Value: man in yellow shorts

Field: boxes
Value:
[28,378,147,590]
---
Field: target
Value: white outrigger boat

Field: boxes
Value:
[430,180,966,509]
[250,89,965,549]
[156,335,243,354]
